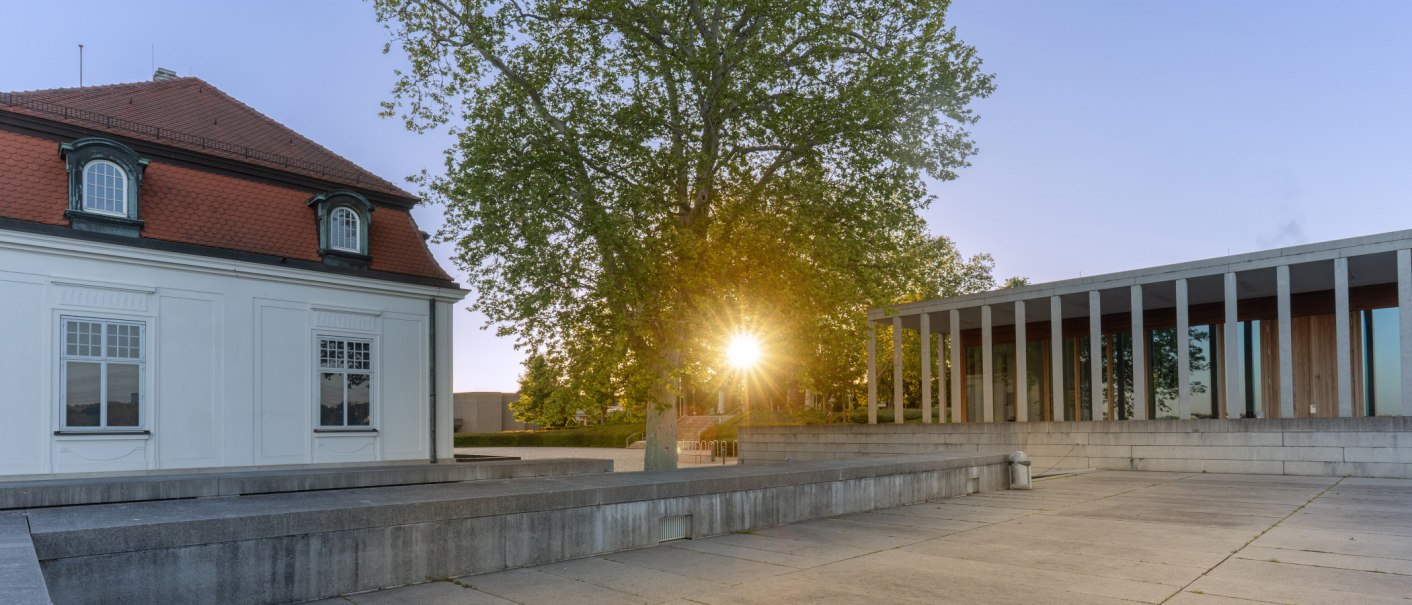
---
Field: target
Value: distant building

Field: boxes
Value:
[0,71,466,475]
[454,392,534,432]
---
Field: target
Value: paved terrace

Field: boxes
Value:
[325,471,1412,605]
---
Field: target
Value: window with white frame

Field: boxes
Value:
[318,336,373,427]
[328,206,361,253]
[61,317,144,429]
[82,160,128,216]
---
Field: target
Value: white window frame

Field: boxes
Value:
[328,206,362,253]
[315,334,376,429]
[59,316,146,430]
[81,159,129,217]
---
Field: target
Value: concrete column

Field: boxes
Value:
[920,313,932,424]
[938,328,949,423]
[867,322,877,424]
[1277,265,1295,418]
[893,316,904,424]
[1132,285,1147,420]
[982,305,994,422]
[1335,257,1353,417]
[1015,300,1027,422]
[1089,291,1103,421]
[1050,296,1064,421]
[1176,278,1191,419]
[950,310,962,423]
[1401,250,1412,416]
[1224,272,1244,419]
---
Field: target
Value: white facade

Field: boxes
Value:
[0,227,462,477]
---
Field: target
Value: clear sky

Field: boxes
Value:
[4,1,1411,392]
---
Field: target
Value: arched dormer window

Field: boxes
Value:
[308,190,374,269]
[60,137,149,237]
[328,206,362,252]
[83,160,128,215]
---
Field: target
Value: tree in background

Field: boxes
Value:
[377,0,995,468]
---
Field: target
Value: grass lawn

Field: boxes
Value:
[454,423,645,448]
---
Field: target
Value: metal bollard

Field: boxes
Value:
[1009,451,1033,490]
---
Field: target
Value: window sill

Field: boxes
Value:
[314,428,379,435]
[318,248,371,270]
[54,430,150,439]
[65,209,144,238]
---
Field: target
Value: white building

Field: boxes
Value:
[0,72,466,476]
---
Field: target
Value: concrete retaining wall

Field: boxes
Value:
[740,417,1412,479]
[28,454,1007,604]
[0,514,49,605]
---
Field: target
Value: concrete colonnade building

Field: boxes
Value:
[867,230,1412,424]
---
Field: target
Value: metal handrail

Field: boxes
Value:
[625,431,643,448]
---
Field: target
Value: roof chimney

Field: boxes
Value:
[152,67,178,82]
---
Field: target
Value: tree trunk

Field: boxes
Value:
[643,390,678,471]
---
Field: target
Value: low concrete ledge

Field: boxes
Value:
[30,453,1007,604]
[740,417,1412,478]
[0,458,611,511]
[0,513,50,605]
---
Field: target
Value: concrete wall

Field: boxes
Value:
[454,391,532,432]
[29,454,1008,604]
[0,228,461,476]
[740,417,1412,479]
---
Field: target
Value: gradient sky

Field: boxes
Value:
[4,1,1410,392]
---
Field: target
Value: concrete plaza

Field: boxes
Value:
[320,470,1412,604]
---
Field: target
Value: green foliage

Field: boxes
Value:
[376,0,996,423]
[511,353,619,427]
[1001,276,1031,289]
[847,407,924,423]
[455,423,645,448]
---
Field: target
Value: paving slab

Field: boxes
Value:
[459,568,647,605]
[344,581,514,604]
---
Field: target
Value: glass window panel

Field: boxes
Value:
[1061,336,1094,421]
[1370,308,1401,416]
[106,363,141,426]
[66,320,103,357]
[1149,328,1179,419]
[1026,340,1046,421]
[65,361,101,427]
[83,161,127,214]
[347,374,372,426]
[106,323,141,359]
[964,345,983,422]
[1109,332,1132,420]
[992,343,1015,421]
[330,207,360,252]
[1189,326,1216,418]
[320,372,345,426]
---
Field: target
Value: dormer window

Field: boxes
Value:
[60,137,148,237]
[82,160,128,216]
[309,190,374,269]
[328,206,362,253]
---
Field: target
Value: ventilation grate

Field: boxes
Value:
[658,515,691,542]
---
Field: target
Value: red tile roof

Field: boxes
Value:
[0,80,453,283]
[0,77,413,200]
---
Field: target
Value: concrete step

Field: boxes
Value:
[626,440,647,449]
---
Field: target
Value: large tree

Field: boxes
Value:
[376,0,995,468]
